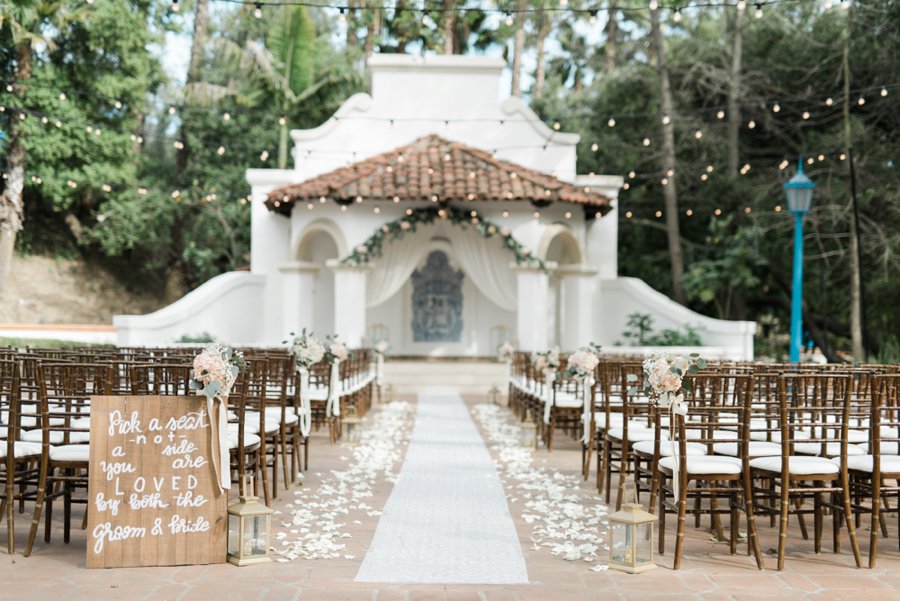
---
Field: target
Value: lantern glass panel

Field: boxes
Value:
[243,514,268,556]
[227,513,241,557]
[610,522,633,565]
[634,522,654,566]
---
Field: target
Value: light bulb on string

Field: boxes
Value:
[168,106,176,115]
[736,0,747,11]
[700,174,708,181]
[802,111,810,120]
[59,92,66,101]
[172,0,180,13]
[747,120,756,129]
[840,0,850,9]
[673,9,682,22]
[858,96,866,105]
[649,0,658,10]
[114,100,122,109]
[716,110,725,119]
[642,137,651,146]
[589,11,598,25]
[754,4,763,18]
[278,116,286,126]
[628,171,636,179]
[339,8,346,24]
[254,3,262,19]
[607,117,616,127]
[505,12,514,26]
[591,142,599,152]
[825,97,834,106]
[881,87,888,97]
[772,102,781,113]
[661,114,671,125]
[694,130,703,139]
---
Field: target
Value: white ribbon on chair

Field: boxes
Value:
[297,365,312,438]
[580,375,596,444]
[206,395,231,493]
[375,353,385,387]
[658,391,688,499]
[326,359,341,417]
[542,368,557,424]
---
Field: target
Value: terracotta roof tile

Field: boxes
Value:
[265,135,611,215]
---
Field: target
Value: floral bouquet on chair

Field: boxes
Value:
[190,344,245,493]
[532,346,561,372]
[636,353,706,416]
[325,336,349,363]
[190,344,245,402]
[286,329,325,368]
[497,342,515,363]
[373,339,389,356]
[564,343,601,378]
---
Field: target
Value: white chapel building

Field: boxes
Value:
[115,55,755,359]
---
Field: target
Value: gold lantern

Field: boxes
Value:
[227,475,273,566]
[489,385,501,406]
[520,413,539,450]
[341,415,362,445]
[608,488,657,574]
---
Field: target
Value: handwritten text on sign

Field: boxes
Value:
[86,396,227,568]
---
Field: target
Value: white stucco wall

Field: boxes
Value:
[114,54,756,359]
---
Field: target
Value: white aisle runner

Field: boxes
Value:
[355,393,529,584]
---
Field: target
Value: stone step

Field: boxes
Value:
[382,359,508,396]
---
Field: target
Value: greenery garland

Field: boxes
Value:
[340,206,546,271]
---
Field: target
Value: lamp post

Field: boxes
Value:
[783,159,815,363]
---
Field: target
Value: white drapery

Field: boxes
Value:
[364,221,518,312]
[442,225,517,312]
[365,224,437,308]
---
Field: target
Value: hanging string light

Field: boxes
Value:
[254,3,262,18]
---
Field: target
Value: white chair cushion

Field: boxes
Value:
[608,427,666,443]
[243,411,280,435]
[793,441,866,457]
[632,440,706,457]
[553,393,583,409]
[265,406,299,426]
[855,442,900,455]
[227,431,261,450]
[21,429,90,445]
[713,441,781,458]
[49,444,90,462]
[683,428,739,441]
[309,386,329,401]
[593,412,625,430]
[749,430,810,442]
[749,456,839,475]
[834,454,900,474]
[0,441,42,458]
[659,455,742,475]
[71,416,91,429]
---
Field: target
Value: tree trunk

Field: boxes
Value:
[441,0,455,55]
[534,12,550,97]
[726,6,742,176]
[842,24,865,361]
[178,0,210,178]
[604,1,618,74]
[347,0,358,47]
[365,7,381,57]
[650,6,686,304]
[186,0,209,85]
[510,0,527,97]
[278,120,290,170]
[0,43,33,292]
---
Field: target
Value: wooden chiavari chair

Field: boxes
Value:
[655,373,764,570]
[844,373,900,567]
[543,372,585,451]
[748,373,863,570]
[25,362,110,556]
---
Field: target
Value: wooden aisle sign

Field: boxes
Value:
[86,396,227,568]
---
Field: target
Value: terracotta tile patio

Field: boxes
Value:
[2,394,898,601]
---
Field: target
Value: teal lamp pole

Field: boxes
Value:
[783,159,815,362]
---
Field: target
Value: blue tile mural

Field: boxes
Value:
[411,250,464,342]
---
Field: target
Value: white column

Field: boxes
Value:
[514,263,554,352]
[278,261,319,336]
[558,264,598,351]
[328,261,368,347]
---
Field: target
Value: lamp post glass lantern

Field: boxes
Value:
[227,475,274,566]
[783,160,815,362]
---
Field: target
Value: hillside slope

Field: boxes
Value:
[0,255,164,324]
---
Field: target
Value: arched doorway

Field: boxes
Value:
[540,225,585,349]
[296,222,345,337]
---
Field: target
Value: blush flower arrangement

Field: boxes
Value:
[532,346,561,372]
[633,353,707,416]
[564,343,602,378]
[286,329,326,368]
[325,336,349,362]
[190,344,245,401]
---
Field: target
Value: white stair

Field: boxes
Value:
[383,359,508,397]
